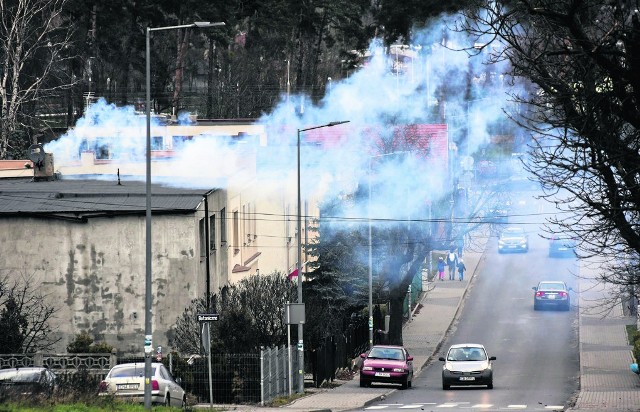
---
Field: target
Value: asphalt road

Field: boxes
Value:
[365,193,580,411]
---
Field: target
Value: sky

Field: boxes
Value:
[44,14,520,224]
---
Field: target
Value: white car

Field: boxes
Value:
[98,362,186,407]
[439,343,496,390]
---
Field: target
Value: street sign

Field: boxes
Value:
[197,313,220,322]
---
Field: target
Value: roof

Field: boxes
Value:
[0,177,215,221]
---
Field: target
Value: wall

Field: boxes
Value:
[0,213,204,354]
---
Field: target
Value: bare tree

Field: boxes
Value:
[0,271,60,353]
[0,0,76,158]
[460,0,640,306]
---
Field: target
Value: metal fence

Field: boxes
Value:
[0,347,300,406]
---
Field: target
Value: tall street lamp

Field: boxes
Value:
[296,120,349,392]
[145,20,224,410]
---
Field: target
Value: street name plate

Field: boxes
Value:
[197,313,220,322]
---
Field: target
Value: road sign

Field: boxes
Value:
[197,313,220,322]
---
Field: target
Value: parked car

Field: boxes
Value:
[498,226,529,253]
[439,344,495,390]
[548,236,577,258]
[359,345,414,389]
[533,280,572,311]
[98,362,186,407]
[0,367,58,399]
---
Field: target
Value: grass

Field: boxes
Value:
[0,399,226,412]
[626,324,637,345]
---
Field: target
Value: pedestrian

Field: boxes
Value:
[457,258,466,281]
[447,250,458,280]
[437,257,446,281]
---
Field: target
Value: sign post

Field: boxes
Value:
[198,313,219,408]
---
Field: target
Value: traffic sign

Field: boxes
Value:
[197,313,220,322]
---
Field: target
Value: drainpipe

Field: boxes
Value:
[204,194,211,311]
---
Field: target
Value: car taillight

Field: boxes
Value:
[98,381,108,393]
[152,380,159,391]
[536,291,544,297]
[559,292,566,297]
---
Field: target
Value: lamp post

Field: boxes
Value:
[296,120,349,392]
[145,20,224,411]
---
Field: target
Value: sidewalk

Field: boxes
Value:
[568,260,640,411]
[207,253,640,411]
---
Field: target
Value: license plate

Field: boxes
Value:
[117,383,139,390]
[548,295,556,299]
[375,372,391,377]
[459,376,475,381]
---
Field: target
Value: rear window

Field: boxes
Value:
[110,366,156,378]
[540,282,564,290]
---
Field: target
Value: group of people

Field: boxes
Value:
[436,249,466,281]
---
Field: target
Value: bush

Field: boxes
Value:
[67,332,114,353]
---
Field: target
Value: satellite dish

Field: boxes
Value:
[28,144,46,165]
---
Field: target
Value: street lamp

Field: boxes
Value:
[296,120,349,392]
[145,20,224,411]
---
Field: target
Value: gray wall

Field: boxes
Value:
[0,212,204,354]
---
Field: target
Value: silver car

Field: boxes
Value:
[439,344,496,390]
[98,362,186,407]
[498,226,529,253]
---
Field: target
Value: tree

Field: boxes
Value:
[173,272,296,354]
[461,0,640,308]
[0,0,76,158]
[0,272,60,353]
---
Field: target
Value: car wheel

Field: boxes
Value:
[534,301,539,311]
[487,380,493,389]
[442,381,450,390]
[401,379,408,389]
[359,379,368,388]
[408,378,412,388]
[564,301,571,311]
[164,395,170,407]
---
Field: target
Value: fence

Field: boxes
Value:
[0,346,300,406]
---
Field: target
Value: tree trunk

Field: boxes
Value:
[387,294,405,346]
[172,29,190,118]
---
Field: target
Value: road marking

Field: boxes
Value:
[399,405,426,409]
[471,405,493,408]
[545,407,564,409]
[507,406,527,409]
[364,406,388,410]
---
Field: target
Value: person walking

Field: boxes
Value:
[457,258,466,281]
[437,257,446,281]
[447,250,458,280]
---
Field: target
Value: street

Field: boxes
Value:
[365,192,580,411]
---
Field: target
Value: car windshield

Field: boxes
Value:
[368,347,404,360]
[539,282,565,291]
[110,365,157,378]
[502,227,524,236]
[447,347,486,361]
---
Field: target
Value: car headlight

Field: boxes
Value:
[392,368,405,372]
[362,366,373,371]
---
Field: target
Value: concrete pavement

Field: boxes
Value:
[208,250,640,411]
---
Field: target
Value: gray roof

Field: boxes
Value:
[0,177,215,220]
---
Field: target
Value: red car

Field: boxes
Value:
[359,345,414,389]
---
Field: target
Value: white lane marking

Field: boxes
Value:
[364,407,388,410]
[545,407,564,410]
[471,405,494,408]
[507,406,527,409]
[399,405,426,409]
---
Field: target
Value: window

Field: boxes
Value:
[151,136,163,150]
[199,218,206,258]
[220,208,226,244]
[233,210,239,254]
[209,214,216,250]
